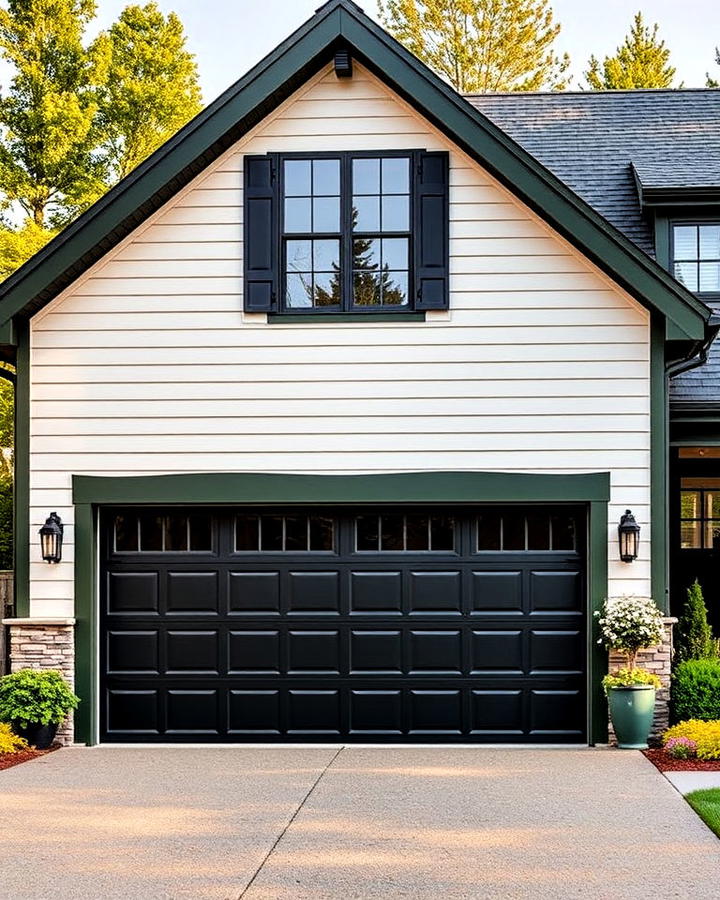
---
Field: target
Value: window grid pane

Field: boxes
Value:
[673,223,720,293]
[235,515,335,552]
[356,514,455,552]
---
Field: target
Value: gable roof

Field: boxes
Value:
[468,88,720,258]
[0,0,711,343]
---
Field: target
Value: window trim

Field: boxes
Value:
[277,149,419,315]
[669,218,720,300]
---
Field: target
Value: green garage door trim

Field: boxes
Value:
[72,471,610,745]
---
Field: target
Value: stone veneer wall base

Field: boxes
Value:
[608,617,676,746]
[3,619,76,746]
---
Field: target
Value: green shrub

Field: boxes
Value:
[675,580,715,664]
[0,722,28,754]
[0,669,79,729]
[671,659,720,723]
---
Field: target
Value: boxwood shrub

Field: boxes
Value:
[672,659,720,723]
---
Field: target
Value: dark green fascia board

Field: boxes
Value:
[589,500,609,745]
[650,315,669,612]
[0,0,709,341]
[73,470,611,507]
[14,321,29,617]
[641,188,720,208]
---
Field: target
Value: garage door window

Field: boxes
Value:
[235,514,335,552]
[114,513,212,553]
[477,509,577,552]
[355,514,455,551]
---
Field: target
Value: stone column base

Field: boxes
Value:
[608,617,676,745]
[2,618,76,746]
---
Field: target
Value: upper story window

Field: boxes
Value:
[243,150,448,316]
[672,223,720,294]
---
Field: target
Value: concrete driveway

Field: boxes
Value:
[2,746,719,900]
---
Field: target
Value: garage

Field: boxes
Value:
[101,505,587,743]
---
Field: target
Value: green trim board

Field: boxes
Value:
[13,321,29,617]
[73,470,611,506]
[0,0,710,341]
[71,469,611,745]
[651,314,670,613]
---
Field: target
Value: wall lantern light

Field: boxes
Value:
[39,512,63,564]
[618,509,640,563]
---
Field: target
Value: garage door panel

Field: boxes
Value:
[107,630,160,675]
[228,571,281,614]
[529,630,584,675]
[101,505,586,743]
[350,571,403,614]
[409,630,462,674]
[530,571,582,614]
[471,571,523,614]
[166,630,220,675]
[471,689,524,735]
[228,630,281,674]
[409,690,463,734]
[106,689,160,734]
[287,630,341,674]
[167,689,220,734]
[409,571,462,614]
[288,690,341,734]
[107,571,159,615]
[471,629,524,674]
[167,572,219,615]
[529,689,585,736]
[287,571,341,613]
[350,630,403,674]
[228,690,281,734]
[349,690,403,734]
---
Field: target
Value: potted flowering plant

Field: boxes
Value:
[0,669,79,749]
[595,595,664,749]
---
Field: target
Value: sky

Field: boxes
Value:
[83,0,720,102]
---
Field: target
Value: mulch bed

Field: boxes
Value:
[644,748,720,772]
[0,744,60,771]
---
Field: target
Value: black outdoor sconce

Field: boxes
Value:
[618,509,640,563]
[39,512,64,564]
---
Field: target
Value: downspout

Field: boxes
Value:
[666,313,720,378]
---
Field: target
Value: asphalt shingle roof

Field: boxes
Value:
[466,88,720,407]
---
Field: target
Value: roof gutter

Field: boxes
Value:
[667,313,720,378]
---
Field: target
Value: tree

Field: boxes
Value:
[378,0,570,93]
[0,0,110,228]
[95,3,202,181]
[0,220,55,279]
[584,12,676,90]
[675,580,716,664]
[707,48,720,88]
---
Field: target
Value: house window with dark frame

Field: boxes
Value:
[672,223,720,294]
[679,479,720,549]
[243,150,449,315]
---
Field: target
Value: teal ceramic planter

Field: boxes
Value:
[608,686,656,749]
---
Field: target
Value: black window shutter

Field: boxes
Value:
[243,155,277,312]
[414,151,449,310]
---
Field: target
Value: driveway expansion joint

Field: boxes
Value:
[235,746,343,899]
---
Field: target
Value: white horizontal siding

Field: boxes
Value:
[28,62,652,617]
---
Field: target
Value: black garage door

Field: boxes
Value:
[101,505,587,742]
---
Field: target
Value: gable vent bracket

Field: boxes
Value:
[334,48,353,78]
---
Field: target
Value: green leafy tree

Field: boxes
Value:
[584,12,676,90]
[707,48,720,87]
[0,220,56,279]
[378,0,570,93]
[675,580,716,665]
[95,3,202,181]
[0,0,110,228]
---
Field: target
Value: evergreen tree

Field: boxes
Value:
[584,12,676,90]
[96,3,202,181]
[675,580,716,664]
[707,48,720,88]
[378,0,570,93]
